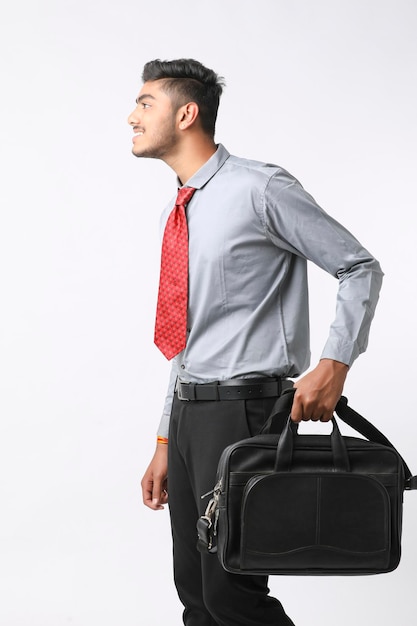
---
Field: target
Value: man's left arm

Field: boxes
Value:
[264,172,384,421]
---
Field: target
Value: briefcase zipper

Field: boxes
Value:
[199,478,223,543]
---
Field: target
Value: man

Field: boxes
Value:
[128,58,383,626]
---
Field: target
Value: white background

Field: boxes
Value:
[1,1,416,624]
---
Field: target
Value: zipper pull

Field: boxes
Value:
[200,478,222,500]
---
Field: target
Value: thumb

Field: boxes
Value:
[152,476,165,510]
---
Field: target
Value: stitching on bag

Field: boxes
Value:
[316,477,321,546]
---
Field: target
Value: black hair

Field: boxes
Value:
[142,58,225,137]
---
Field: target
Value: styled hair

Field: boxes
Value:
[142,58,225,137]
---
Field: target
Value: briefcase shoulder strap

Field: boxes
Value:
[335,396,417,490]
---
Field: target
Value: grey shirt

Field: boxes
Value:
[157,144,383,438]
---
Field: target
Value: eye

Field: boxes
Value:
[141,102,151,109]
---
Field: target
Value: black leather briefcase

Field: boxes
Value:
[197,390,416,575]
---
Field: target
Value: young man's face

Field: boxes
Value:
[128,80,179,160]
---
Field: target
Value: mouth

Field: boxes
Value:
[132,128,144,142]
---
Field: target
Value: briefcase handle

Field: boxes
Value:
[265,389,417,490]
[274,415,350,472]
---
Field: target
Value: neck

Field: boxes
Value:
[165,134,217,185]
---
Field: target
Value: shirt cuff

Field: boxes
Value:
[320,337,359,368]
[157,411,171,440]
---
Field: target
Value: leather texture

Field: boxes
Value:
[177,377,293,401]
[207,390,416,576]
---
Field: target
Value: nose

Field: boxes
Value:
[127,106,140,126]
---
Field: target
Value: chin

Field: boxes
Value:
[132,147,145,158]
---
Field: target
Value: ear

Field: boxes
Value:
[177,102,200,131]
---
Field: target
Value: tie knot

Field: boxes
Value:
[176,186,196,207]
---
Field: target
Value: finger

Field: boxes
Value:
[152,476,166,510]
[320,411,334,423]
[158,478,169,505]
[160,487,169,505]
[142,481,156,509]
[141,476,164,510]
[290,393,303,423]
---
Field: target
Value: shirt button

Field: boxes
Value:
[181,365,185,369]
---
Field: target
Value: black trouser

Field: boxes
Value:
[168,392,295,626]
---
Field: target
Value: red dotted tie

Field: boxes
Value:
[154,187,196,360]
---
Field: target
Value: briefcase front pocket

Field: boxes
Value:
[240,472,392,573]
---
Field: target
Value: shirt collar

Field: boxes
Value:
[179,144,230,190]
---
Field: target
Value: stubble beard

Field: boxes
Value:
[132,117,178,160]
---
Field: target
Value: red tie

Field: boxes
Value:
[154,187,196,360]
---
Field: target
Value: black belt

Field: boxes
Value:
[176,377,293,401]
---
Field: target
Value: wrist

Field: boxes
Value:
[319,358,349,372]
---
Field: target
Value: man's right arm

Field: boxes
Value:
[141,363,177,510]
